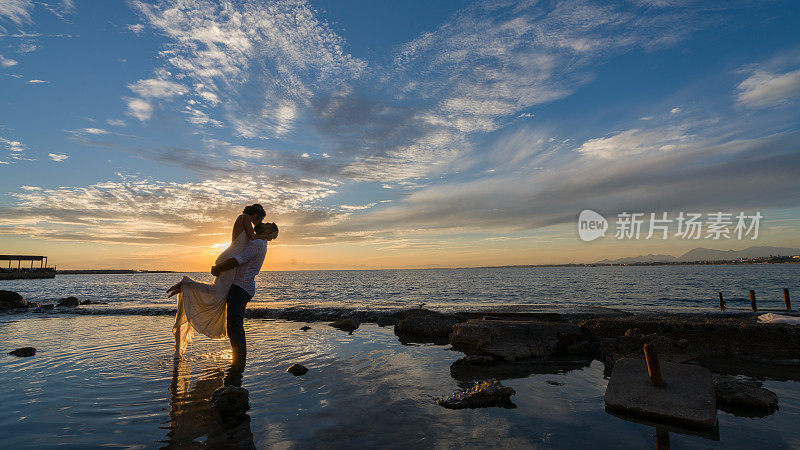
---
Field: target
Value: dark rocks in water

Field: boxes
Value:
[463,355,494,364]
[434,379,516,409]
[9,347,36,357]
[449,320,583,361]
[604,358,717,428]
[376,316,398,327]
[56,296,80,307]
[450,355,591,383]
[329,317,359,332]
[299,325,311,331]
[394,309,462,338]
[287,363,308,376]
[713,375,778,413]
[211,386,250,417]
[0,290,29,310]
[80,299,96,305]
[38,304,55,310]
[600,333,698,368]
[546,380,564,386]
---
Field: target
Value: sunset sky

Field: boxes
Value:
[1,0,800,270]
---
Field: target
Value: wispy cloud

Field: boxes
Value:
[125,97,153,121]
[48,153,68,162]
[0,54,18,67]
[26,78,47,84]
[736,68,800,108]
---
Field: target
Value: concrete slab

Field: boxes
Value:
[604,358,716,428]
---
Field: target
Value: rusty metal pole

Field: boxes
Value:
[750,290,757,311]
[718,292,726,310]
[784,289,792,311]
[644,343,662,387]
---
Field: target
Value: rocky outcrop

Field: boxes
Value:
[0,290,30,310]
[329,317,359,332]
[299,326,311,331]
[211,386,250,418]
[600,332,698,367]
[8,347,36,357]
[713,375,778,413]
[449,320,583,361]
[287,364,308,376]
[394,309,462,339]
[56,296,80,307]
[434,379,516,409]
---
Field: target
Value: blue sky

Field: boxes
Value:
[1,0,800,269]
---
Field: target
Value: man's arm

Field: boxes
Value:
[211,258,239,277]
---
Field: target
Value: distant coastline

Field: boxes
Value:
[476,255,800,269]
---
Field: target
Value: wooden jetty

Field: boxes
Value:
[0,255,56,280]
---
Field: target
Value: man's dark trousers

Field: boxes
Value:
[226,284,252,363]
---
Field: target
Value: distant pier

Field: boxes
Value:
[0,255,56,280]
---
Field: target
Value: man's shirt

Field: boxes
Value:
[232,239,267,296]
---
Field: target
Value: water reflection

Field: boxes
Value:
[161,359,254,449]
[449,356,592,383]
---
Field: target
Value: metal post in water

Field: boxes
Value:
[750,290,757,311]
[784,289,792,311]
[718,292,725,310]
[644,343,662,387]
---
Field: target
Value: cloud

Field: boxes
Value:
[106,119,126,127]
[26,79,47,84]
[125,97,154,121]
[18,42,36,52]
[577,127,693,159]
[0,54,18,67]
[48,153,68,162]
[128,77,187,99]
[0,0,34,26]
[126,23,145,35]
[1,136,30,164]
[736,68,800,108]
[79,127,110,135]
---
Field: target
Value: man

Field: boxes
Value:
[211,222,278,365]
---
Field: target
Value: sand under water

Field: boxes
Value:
[2,314,800,448]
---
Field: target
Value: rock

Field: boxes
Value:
[9,347,36,357]
[329,317,359,332]
[463,355,495,364]
[604,358,716,428]
[56,296,80,307]
[299,326,311,331]
[449,320,583,361]
[0,290,29,310]
[376,317,398,327]
[394,309,461,338]
[600,333,697,367]
[287,364,308,376]
[434,379,516,409]
[625,328,642,336]
[80,300,95,305]
[713,375,778,410]
[211,386,250,416]
[546,380,564,386]
[38,304,54,310]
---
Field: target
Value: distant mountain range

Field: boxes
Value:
[595,246,800,264]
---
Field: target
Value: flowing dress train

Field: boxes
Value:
[173,232,249,355]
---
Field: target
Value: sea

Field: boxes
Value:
[3,264,799,314]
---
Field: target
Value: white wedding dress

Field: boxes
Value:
[173,231,249,355]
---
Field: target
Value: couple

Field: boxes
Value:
[168,204,278,365]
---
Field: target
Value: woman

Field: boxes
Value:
[169,204,274,355]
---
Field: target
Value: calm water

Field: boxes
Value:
[2,265,799,313]
[1,315,799,449]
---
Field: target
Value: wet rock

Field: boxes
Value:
[713,375,778,411]
[329,317,359,332]
[463,355,494,364]
[38,304,54,310]
[395,309,461,338]
[434,379,516,409]
[56,296,80,307]
[449,320,583,361]
[0,290,29,310]
[80,300,96,305]
[211,386,250,417]
[299,326,311,331]
[600,333,697,367]
[546,380,564,386]
[9,347,36,357]
[376,317,398,327]
[604,358,716,428]
[287,364,308,376]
